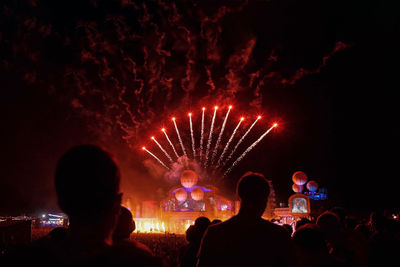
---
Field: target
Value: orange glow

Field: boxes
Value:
[151,136,155,140]
[257,115,262,119]
[188,112,192,116]
[142,146,146,150]
[161,128,165,132]
[214,106,218,110]
[202,107,205,111]
[273,123,278,127]
[229,105,232,109]
[172,117,175,121]
[240,117,244,121]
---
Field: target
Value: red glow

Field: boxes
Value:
[240,117,244,121]
[172,117,175,121]
[151,136,155,140]
[202,107,205,111]
[188,112,192,116]
[257,115,262,119]
[273,123,278,127]
[214,106,218,110]
[161,128,165,132]
[229,105,232,109]
[142,146,146,150]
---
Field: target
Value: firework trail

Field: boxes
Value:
[189,113,196,159]
[172,117,187,158]
[223,123,277,176]
[142,147,170,170]
[199,107,205,161]
[210,105,232,165]
[216,117,244,168]
[162,128,180,159]
[223,116,261,166]
[151,136,173,163]
[204,106,218,168]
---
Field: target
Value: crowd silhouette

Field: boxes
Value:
[1,145,399,266]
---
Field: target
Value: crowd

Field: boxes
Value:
[1,145,399,266]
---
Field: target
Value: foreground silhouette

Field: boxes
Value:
[3,145,165,266]
[197,172,296,267]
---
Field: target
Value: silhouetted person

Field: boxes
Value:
[197,172,296,267]
[210,219,222,225]
[293,224,339,267]
[3,145,164,266]
[179,217,210,267]
[48,227,68,242]
[295,217,311,231]
[282,224,293,236]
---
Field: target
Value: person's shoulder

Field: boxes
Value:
[259,219,292,237]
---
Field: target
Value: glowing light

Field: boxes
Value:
[224,124,277,176]
[142,147,170,170]
[152,136,174,163]
[214,106,218,110]
[202,107,205,111]
[273,123,278,127]
[216,117,244,168]
[172,117,175,121]
[188,113,192,116]
[199,107,205,161]
[142,146,146,150]
[205,106,218,168]
[189,112,196,158]
[162,130,180,159]
[223,116,261,166]
[173,117,187,158]
[161,128,165,132]
[211,106,231,165]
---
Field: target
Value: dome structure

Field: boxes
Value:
[191,187,204,201]
[306,181,319,192]
[175,188,187,202]
[180,170,198,188]
[292,171,308,186]
[292,184,304,193]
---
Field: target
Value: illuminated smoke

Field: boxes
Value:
[151,136,173,163]
[142,147,170,170]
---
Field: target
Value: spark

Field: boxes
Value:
[210,105,232,165]
[189,113,196,159]
[224,123,277,176]
[204,106,218,168]
[223,116,261,166]
[151,136,173,163]
[216,117,244,168]
[162,128,180,159]
[142,147,170,170]
[199,107,205,161]
[173,117,187,158]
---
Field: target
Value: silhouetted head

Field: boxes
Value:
[295,217,311,230]
[113,206,135,241]
[48,227,67,241]
[55,145,121,223]
[194,217,210,233]
[282,224,293,236]
[293,223,327,252]
[210,219,222,225]
[316,211,341,240]
[236,172,270,216]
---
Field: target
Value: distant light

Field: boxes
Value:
[257,116,262,119]
[161,128,165,132]
[151,136,155,140]
[172,117,175,121]
[42,214,46,218]
[240,117,244,121]
[142,147,146,150]
[188,113,192,116]
[214,106,218,110]
[228,105,232,109]
[273,123,278,127]
[202,107,205,111]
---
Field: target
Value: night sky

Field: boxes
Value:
[1,0,399,216]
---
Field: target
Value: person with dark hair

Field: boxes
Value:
[292,224,339,267]
[197,172,296,267]
[282,224,293,236]
[178,217,210,267]
[3,145,165,266]
[295,217,311,231]
[210,219,222,225]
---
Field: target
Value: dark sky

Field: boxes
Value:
[0,0,399,216]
